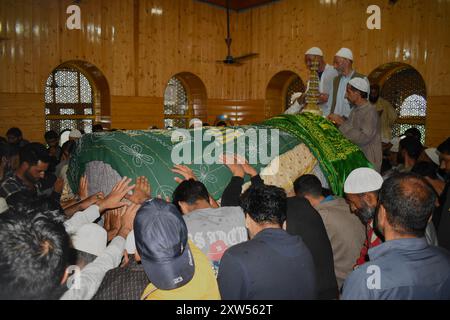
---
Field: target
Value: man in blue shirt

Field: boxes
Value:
[342,173,450,299]
[217,184,317,300]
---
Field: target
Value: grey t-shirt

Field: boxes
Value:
[183,206,248,274]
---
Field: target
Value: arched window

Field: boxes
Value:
[369,63,427,144]
[45,67,95,133]
[265,71,306,118]
[163,77,189,128]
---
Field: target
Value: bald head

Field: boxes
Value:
[379,173,436,237]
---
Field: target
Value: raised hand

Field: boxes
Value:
[172,164,197,183]
[220,154,245,178]
[54,177,65,194]
[78,175,89,200]
[117,203,141,239]
[125,176,151,205]
[97,177,135,212]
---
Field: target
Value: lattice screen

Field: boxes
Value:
[45,68,94,134]
[380,68,427,144]
[285,77,306,110]
[164,77,189,128]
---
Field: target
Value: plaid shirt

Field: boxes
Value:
[0,174,34,201]
[92,256,149,300]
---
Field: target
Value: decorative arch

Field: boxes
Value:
[44,60,111,134]
[264,71,306,118]
[163,72,208,128]
[369,62,427,143]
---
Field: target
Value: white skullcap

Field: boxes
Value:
[425,148,440,166]
[0,197,8,214]
[125,230,136,254]
[335,47,353,60]
[71,223,107,257]
[305,47,323,56]
[69,129,82,138]
[189,118,202,128]
[349,77,370,94]
[344,167,384,194]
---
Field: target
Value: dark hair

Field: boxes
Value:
[240,184,287,225]
[92,124,103,132]
[19,142,50,165]
[172,179,210,211]
[0,213,70,299]
[370,84,380,92]
[411,161,438,180]
[293,174,323,197]
[44,130,59,141]
[437,137,450,155]
[349,85,368,99]
[403,127,421,142]
[400,135,423,160]
[216,121,227,127]
[6,127,22,138]
[379,173,436,237]
[61,140,76,156]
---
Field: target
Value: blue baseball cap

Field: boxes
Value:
[134,199,195,290]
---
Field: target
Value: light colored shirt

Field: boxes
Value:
[339,101,382,172]
[60,236,126,300]
[183,206,247,275]
[285,64,338,116]
[64,205,100,235]
[375,97,397,142]
[315,197,366,289]
[329,71,369,118]
[318,64,339,116]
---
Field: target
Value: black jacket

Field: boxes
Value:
[221,175,339,299]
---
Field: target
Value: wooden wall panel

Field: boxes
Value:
[0,93,44,142]
[426,96,450,147]
[0,0,449,143]
[111,96,164,130]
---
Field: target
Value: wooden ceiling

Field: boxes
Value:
[198,0,279,11]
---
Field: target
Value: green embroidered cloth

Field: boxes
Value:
[67,126,300,200]
[68,114,372,199]
[263,113,373,195]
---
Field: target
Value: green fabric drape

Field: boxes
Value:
[67,126,300,200]
[263,113,373,196]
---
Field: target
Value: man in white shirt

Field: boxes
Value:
[328,48,369,118]
[285,47,338,115]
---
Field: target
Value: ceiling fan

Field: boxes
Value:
[216,0,259,66]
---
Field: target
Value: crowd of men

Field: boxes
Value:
[0,122,449,300]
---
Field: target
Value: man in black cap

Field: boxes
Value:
[135,198,220,300]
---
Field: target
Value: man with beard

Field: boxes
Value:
[0,142,62,209]
[343,168,384,268]
[285,47,338,116]
[369,84,397,143]
[328,78,382,172]
[342,173,450,300]
[328,48,368,118]
[345,168,439,269]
